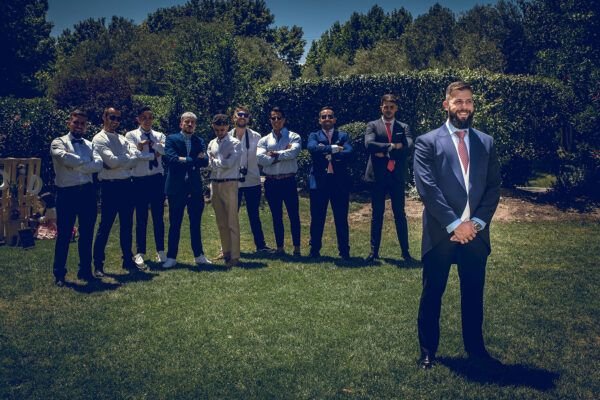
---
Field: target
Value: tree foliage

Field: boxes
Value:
[0,0,54,97]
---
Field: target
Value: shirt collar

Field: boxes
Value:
[140,127,152,135]
[181,131,193,139]
[272,127,288,140]
[322,128,334,136]
[381,117,395,125]
[446,120,469,136]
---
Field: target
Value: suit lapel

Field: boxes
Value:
[468,129,484,187]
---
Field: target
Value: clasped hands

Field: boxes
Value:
[450,221,478,244]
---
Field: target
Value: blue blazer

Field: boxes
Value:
[413,125,501,257]
[364,119,413,183]
[307,129,353,188]
[163,132,209,196]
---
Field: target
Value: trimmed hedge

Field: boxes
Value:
[252,70,573,186]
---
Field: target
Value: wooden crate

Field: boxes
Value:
[0,158,44,245]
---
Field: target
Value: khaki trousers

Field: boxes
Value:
[211,180,240,259]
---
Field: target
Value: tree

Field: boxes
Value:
[0,0,54,97]
[272,26,305,78]
[351,41,409,75]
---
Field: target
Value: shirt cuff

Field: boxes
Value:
[470,217,487,230]
[446,218,463,234]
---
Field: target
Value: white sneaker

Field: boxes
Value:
[163,258,177,269]
[134,253,146,268]
[156,251,167,263]
[194,254,213,265]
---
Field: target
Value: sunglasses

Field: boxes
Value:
[320,114,335,120]
[213,120,228,126]
[108,115,121,121]
[270,116,283,121]
[236,112,249,118]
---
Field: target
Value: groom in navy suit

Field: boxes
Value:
[413,82,501,369]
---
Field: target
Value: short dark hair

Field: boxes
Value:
[270,106,285,118]
[69,109,87,119]
[234,105,250,114]
[212,113,229,125]
[320,106,334,114]
[446,81,473,98]
[137,106,152,116]
[380,94,397,105]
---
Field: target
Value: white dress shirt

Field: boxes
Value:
[229,128,262,187]
[207,134,242,180]
[50,133,103,187]
[125,127,166,177]
[256,128,301,176]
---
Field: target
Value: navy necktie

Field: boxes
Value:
[143,131,159,170]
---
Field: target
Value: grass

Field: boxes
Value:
[1,197,599,399]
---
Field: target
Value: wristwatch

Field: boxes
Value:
[472,220,483,231]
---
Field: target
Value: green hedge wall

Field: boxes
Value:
[252,70,573,186]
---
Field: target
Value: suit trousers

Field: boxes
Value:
[212,180,240,260]
[132,174,165,254]
[93,179,135,269]
[370,173,410,255]
[166,191,205,259]
[53,183,97,279]
[238,184,266,250]
[417,235,488,357]
[264,176,301,248]
[309,175,350,256]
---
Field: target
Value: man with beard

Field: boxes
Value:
[51,110,103,286]
[93,107,153,276]
[162,112,212,269]
[307,106,353,259]
[229,106,272,254]
[364,94,414,264]
[413,81,501,369]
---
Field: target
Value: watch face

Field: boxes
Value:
[473,221,483,231]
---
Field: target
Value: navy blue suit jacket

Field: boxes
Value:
[364,119,413,183]
[163,132,209,196]
[413,125,501,257]
[307,129,353,188]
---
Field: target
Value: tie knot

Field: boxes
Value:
[456,130,466,140]
[385,122,391,128]
[71,138,84,144]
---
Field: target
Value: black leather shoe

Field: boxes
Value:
[365,253,378,263]
[419,354,435,370]
[256,246,275,254]
[55,278,65,287]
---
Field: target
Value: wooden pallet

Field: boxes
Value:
[0,158,44,245]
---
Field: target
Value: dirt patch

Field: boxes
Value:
[349,191,600,224]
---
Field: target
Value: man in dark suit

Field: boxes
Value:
[307,106,353,259]
[364,94,414,263]
[413,81,502,369]
[162,112,211,268]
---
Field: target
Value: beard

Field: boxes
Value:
[448,109,474,130]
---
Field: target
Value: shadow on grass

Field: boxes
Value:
[334,256,378,268]
[381,257,423,269]
[237,260,268,269]
[105,270,157,285]
[437,356,559,391]
[65,279,122,294]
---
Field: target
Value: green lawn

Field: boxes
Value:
[1,198,598,399]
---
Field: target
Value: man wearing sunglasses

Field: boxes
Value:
[364,94,414,264]
[125,106,167,270]
[92,107,154,276]
[229,106,272,254]
[257,106,302,256]
[207,114,242,267]
[307,106,353,259]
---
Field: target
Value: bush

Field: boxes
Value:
[554,144,600,201]
[253,70,573,187]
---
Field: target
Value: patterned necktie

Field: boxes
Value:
[456,130,469,172]
[143,131,158,170]
[385,122,395,172]
[326,130,334,174]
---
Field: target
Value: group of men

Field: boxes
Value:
[50,81,501,369]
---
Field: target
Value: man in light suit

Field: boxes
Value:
[162,112,212,269]
[413,81,501,369]
[50,110,103,286]
[364,94,414,263]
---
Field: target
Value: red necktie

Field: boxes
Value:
[325,130,334,173]
[456,130,469,171]
[385,122,395,172]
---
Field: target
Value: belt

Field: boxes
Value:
[265,173,295,180]
[211,178,239,183]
